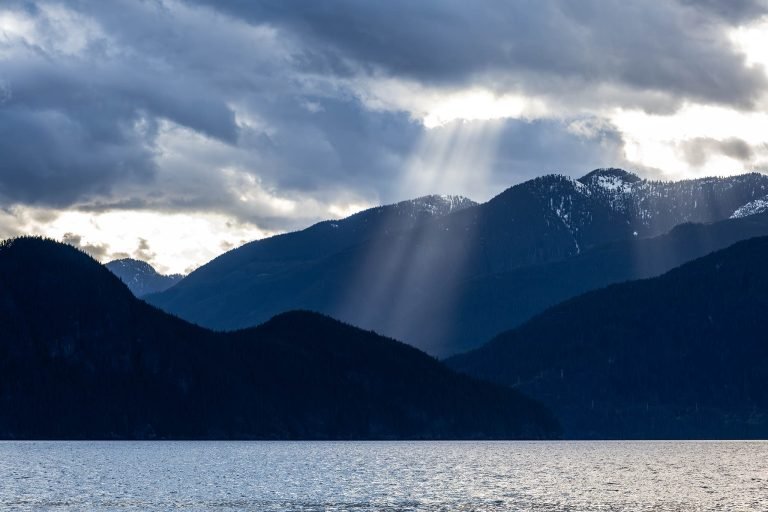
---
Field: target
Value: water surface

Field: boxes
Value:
[1,441,766,511]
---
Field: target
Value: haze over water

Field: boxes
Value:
[2,441,765,511]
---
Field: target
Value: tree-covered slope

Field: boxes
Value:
[0,237,557,440]
[448,237,768,439]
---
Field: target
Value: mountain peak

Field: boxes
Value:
[394,194,477,216]
[106,258,183,297]
[578,168,641,187]
[502,173,589,198]
[107,257,157,274]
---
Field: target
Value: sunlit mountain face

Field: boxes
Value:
[147,169,768,356]
[1,1,767,273]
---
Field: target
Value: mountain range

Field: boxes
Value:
[448,236,768,439]
[106,258,183,297]
[148,169,768,356]
[0,237,557,440]
[4,167,768,440]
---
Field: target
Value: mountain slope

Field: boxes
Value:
[149,194,475,321]
[0,237,557,440]
[448,237,768,439]
[430,211,768,354]
[148,171,768,356]
[106,258,183,296]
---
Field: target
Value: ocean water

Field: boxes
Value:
[1,441,766,511]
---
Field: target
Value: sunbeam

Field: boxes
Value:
[337,119,503,352]
[398,119,504,201]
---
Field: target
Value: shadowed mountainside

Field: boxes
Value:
[0,237,558,440]
[448,237,768,439]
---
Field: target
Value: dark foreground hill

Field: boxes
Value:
[448,237,768,439]
[148,170,768,356]
[105,258,183,296]
[0,237,558,440]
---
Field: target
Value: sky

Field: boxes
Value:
[1,0,767,273]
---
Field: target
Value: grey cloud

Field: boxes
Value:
[678,0,768,23]
[134,237,156,262]
[65,93,424,231]
[489,117,630,188]
[62,232,110,259]
[1,0,759,238]
[680,137,756,167]
[0,1,240,207]
[192,0,768,110]
[0,105,157,206]
[61,232,158,265]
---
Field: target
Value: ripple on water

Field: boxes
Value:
[0,441,766,511]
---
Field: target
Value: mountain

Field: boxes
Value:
[106,258,183,297]
[731,195,768,218]
[448,236,768,439]
[0,237,557,440]
[148,194,475,316]
[426,210,768,354]
[147,170,768,356]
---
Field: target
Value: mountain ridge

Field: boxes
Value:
[148,170,768,355]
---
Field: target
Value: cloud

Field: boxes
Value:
[680,137,756,167]
[61,232,109,259]
[3,0,764,216]
[193,0,768,110]
[134,237,155,263]
[0,1,418,225]
[679,0,768,23]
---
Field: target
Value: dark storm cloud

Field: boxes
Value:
[192,0,768,109]
[0,0,239,207]
[0,104,157,206]
[679,0,768,23]
[239,95,421,196]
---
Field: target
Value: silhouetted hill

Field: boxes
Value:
[0,237,557,440]
[448,237,768,439]
[148,171,768,356]
[106,258,183,296]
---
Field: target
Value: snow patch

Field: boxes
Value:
[595,174,634,193]
[731,196,768,219]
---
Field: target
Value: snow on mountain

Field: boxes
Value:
[514,169,768,255]
[389,194,476,218]
[579,168,641,190]
[578,168,639,213]
[106,258,183,297]
[147,168,768,357]
[731,195,768,219]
